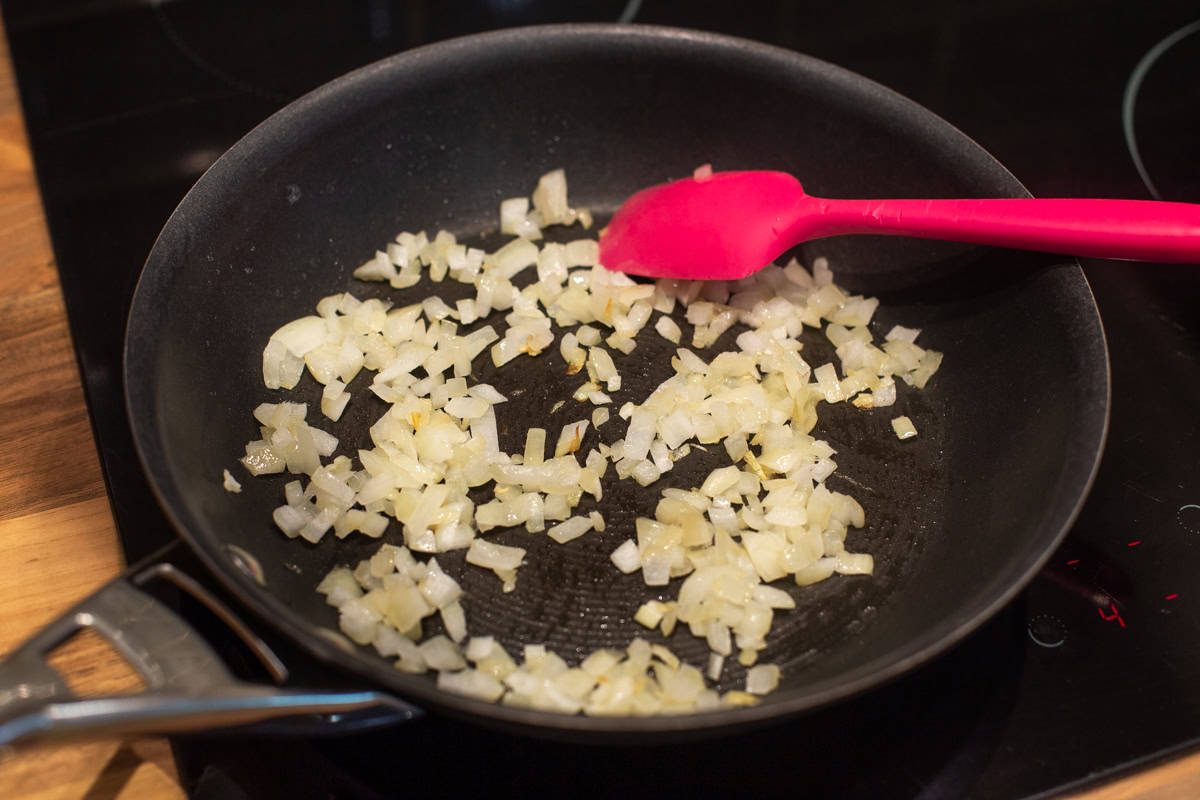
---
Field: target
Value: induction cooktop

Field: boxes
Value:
[5,2,1199,797]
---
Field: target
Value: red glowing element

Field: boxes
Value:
[1066,559,1080,565]
[1097,604,1126,628]
[1128,540,1142,547]
[1166,594,1179,600]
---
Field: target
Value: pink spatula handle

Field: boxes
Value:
[812,197,1200,262]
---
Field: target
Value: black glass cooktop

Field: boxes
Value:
[5,2,1200,798]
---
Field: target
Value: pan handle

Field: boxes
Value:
[0,560,422,751]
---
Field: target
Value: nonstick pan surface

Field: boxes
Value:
[125,24,1108,736]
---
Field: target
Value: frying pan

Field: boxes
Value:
[0,24,1108,743]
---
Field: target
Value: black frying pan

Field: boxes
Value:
[6,24,1110,743]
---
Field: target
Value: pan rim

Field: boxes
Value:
[124,21,1111,736]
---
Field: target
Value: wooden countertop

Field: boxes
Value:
[0,19,184,800]
[0,20,1196,800]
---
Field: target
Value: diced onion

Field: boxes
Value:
[891,415,918,440]
[548,515,594,544]
[222,469,242,493]
[466,539,526,571]
[244,168,944,718]
[745,664,781,695]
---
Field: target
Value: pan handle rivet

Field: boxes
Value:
[226,544,267,585]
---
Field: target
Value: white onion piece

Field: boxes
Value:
[654,315,682,344]
[706,653,725,682]
[222,469,242,493]
[466,539,526,572]
[548,515,593,544]
[271,316,328,358]
[441,601,468,643]
[420,635,466,671]
[437,669,505,702]
[419,558,463,609]
[891,415,918,440]
[531,168,571,225]
[634,600,666,628]
[610,540,641,574]
[553,420,589,458]
[745,664,781,695]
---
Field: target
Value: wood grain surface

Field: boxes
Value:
[0,16,1195,800]
[0,19,184,800]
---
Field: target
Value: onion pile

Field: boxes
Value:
[239,169,942,714]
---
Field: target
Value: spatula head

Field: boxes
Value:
[598,170,808,280]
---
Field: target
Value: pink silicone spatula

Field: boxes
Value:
[597,170,1200,280]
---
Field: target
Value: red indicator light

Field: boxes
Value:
[1066,559,1080,565]
[1127,541,1142,547]
[1097,604,1126,628]
[1166,594,1179,600]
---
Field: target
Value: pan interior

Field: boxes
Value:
[125,25,1107,733]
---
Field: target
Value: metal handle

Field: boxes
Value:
[0,562,421,750]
